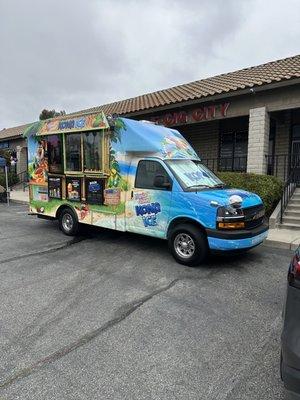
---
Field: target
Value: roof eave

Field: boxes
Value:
[123,77,300,117]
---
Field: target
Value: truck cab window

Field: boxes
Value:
[135,160,171,190]
[65,133,82,171]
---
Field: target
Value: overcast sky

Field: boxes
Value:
[0,0,300,129]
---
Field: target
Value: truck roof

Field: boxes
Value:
[115,117,199,160]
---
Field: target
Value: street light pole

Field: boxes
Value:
[0,157,9,206]
[5,165,9,206]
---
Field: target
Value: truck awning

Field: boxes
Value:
[23,111,109,138]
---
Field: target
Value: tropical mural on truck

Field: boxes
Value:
[24,114,132,230]
[24,113,201,233]
[107,118,129,191]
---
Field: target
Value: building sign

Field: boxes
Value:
[0,141,9,149]
[149,102,230,127]
[35,112,109,136]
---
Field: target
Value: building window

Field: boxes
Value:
[0,141,9,149]
[267,120,276,175]
[65,133,82,172]
[47,135,63,173]
[83,131,102,172]
[135,160,171,190]
[219,131,248,172]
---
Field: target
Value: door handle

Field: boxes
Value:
[131,190,134,199]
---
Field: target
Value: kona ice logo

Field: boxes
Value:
[184,170,209,181]
[135,202,161,227]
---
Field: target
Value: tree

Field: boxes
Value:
[39,109,66,120]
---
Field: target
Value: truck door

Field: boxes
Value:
[126,159,173,238]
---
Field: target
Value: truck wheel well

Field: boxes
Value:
[167,217,207,238]
[56,205,76,220]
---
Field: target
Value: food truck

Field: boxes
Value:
[24,112,268,266]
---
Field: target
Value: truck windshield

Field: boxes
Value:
[165,159,225,190]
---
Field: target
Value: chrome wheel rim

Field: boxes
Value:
[174,233,195,259]
[62,213,74,232]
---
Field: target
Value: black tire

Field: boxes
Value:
[168,223,208,266]
[59,208,79,236]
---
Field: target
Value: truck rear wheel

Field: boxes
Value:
[168,223,208,266]
[59,208,79,236]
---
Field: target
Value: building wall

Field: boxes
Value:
[247,107,270,174]
[139,83,300,126]
[0,137,28,175]
[134,83,300,180]
[273,111,291,180]
[178,121,219,170]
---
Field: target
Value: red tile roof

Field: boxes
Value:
[0,123,30,141]
[76,54,300,116]
[1,54,300,141]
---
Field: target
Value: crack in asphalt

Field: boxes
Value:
[0,236,86,265]
[0,278,180,390]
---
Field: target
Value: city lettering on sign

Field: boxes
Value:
[150,102,230,126]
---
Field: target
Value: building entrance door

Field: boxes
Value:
[291,139,300,181]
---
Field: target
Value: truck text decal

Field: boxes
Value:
[135,202,161,227]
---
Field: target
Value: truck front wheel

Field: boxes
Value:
[59,208,79,236]
[168,224,208,266]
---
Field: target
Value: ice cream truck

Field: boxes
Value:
[24,112,268,266]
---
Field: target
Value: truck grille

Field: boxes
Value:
[243,204,265,229]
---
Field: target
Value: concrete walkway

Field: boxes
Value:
[265,228,300,251]
[9,189,29,205]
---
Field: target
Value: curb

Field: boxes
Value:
[264,239,299,251]
[9,199,29,205]
[264,239,291,250]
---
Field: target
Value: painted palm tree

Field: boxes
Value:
[107,119,128,190]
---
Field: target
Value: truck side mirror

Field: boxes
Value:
[153,174,171,190]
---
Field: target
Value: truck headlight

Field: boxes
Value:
[217,206,245,230]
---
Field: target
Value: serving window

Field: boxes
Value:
[47,135,63,173]
[83,131,102,172]
[64,130,109,173]
[65,133,82,172]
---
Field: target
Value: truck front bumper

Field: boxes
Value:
[206,223,269,251]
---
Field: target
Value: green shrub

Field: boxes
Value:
[0,172,19,188]
[217,172,283,216]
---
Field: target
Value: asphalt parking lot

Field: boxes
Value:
[0,203,291,399]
